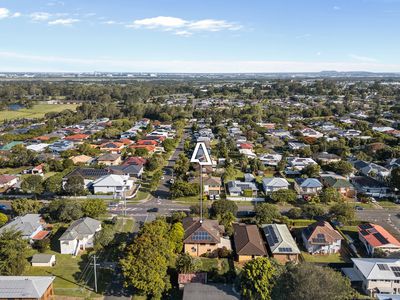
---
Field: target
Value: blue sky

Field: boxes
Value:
[0,0,399,72]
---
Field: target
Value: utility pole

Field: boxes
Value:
[93,255,98,293]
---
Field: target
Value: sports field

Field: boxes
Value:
[0,104,78,122]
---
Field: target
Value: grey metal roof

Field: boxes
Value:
[59,217,101,241]
[0,276,55,298]
[351,258,400,280]
[183,283,239,300]
[262,224,300,254]
[0,214,42,237]
[31,254,55,264]
[295,178,323,188]
[262,177,289,188]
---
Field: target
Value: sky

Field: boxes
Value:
[0,0,399,73]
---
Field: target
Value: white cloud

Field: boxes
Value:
[0,8,20,19]
[30,12,52,21]
[349,54,378,62]
[129,16,187,29]
[333,6,341,10]
[0,8,10,19]
[0,51,399,73]
[48,18,79,26]
[127,16,242,36]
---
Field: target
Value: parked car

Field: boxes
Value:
[169,178,175,184]
[355,205,364,211]
[147,207,159,213]
[0,204,7,211]
[214,195,220,200]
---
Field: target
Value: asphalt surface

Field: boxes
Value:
[356,208,400,238]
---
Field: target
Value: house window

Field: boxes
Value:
[191,247,196,252]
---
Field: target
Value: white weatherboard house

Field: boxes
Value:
[91,174,133,197]
[59,217,101,255]
[343,258,400,297]
[262,177,290,194]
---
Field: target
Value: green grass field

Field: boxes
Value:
[301,252,346,263]
[0,104,78,122]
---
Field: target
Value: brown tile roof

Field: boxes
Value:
[233,223,267,256]
[303,221,343,245]
[183,217,224,245]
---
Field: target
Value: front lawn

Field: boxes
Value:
[301,252,346,263]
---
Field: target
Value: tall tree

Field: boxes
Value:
[0,229,29,275]
[241,257,276,300]
[272,263,355,300]
[254,203,281,225]
[21,175,44,196]
[64,175,85,196]
[81,199,107,218]
[11,199,41,216]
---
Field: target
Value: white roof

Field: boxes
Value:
[91,174,130,187]
[351,258,400,280]
[262,224,300,254]
[262,177,289,187]
[26,143,49,152]
[0,276,55,298]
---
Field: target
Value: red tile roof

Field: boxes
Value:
[31,230,51,240]
[239,143,253,149]
[123,156,147,166]
[64,134,90,141]
[359,223,400,247]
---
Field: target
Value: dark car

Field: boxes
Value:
[0,204,7,211]
[147,207,159,213]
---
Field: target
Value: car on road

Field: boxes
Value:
[355,205,364,211]
[0,204,7,211]
[161,176,165,180]
[169,178,175,184]
[147,207,159,213]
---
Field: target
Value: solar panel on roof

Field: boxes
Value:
[278,247,293,253]
[394,271,400,277]
[374,232,389,244]
[391,266,400,272]
[378,264,390,271]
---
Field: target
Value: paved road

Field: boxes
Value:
[356,208,400,238]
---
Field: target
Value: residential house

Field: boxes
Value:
[0,174,18,191]
[287,157,317,170]
[226,180,258,197]
[59,217,102,255]
[123,156,147,166]
[321,175,355,198]
[70,155,94,165]
[358,223,400,256]
[0,276,55,300]
[183,283,239,300]
[97,153,122,166]
[91,174,134,197]
[342,258,400,297]
[262,177,290,194]
[31,254,56,267]
[288,141,307,150]
[300,128,324,139]
[259,153,282,166]
[315,152,341,165]
[360,163,391,182]
[0,214,50,242]
[23,163,44,175]
[183,217,227,257]
[26,143,49,152]
[232,223,267,262]
[302,221,343,254]
[129,144,156,154]
[63,167,109,189]
[100,141,125,154]
[64,134,90,142]
[48,140,74,153]
[351,176,392,198]
[239,148,257,159]
[294,178,323,195]
[203,176,222,196]
[262,224,301,264]
[108,164,144,178]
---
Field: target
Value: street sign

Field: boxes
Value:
[190,142,212,166]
